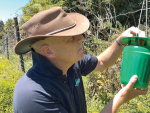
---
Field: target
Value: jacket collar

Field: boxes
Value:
[31,50,64,77]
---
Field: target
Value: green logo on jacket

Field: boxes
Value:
[75,79,80,86]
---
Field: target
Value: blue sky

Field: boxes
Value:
[0,0,30,23]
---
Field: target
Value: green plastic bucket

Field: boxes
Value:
[120,36,150,90]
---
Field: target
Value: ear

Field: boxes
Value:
[41,45,55,58]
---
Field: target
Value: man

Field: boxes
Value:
[13,7,147,113]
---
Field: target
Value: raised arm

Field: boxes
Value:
[94,27,145,71]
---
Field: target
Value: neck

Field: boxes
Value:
[47,58,74,76]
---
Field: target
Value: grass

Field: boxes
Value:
[0,53,31,113]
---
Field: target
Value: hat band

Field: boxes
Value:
[45,21,76,35]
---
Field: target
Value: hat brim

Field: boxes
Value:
[15,13,89,55]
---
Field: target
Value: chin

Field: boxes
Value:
[78,54,84,61]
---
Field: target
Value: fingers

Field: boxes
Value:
[129,26,140,35]
[126,75,148,95]
[120,26,145,40]
[128,34,133,37]
[126,75,138,89]
[134,88,148,95]
[128,26,145,37]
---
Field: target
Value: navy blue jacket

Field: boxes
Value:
[13,51,98,113]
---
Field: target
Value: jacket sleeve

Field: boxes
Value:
[78,55,98,76]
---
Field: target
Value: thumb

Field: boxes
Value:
[128,34,133,37]
[126,75,138,89]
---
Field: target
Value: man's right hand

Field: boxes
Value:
[101,75,148,113]
[113,75,148,112]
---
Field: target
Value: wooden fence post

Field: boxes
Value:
[6,37,9,59]
[2,38,5,54]
[14,17,25,73]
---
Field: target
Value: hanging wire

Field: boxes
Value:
[146,0,148,37]
[138,0,145,29]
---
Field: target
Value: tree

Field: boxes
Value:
[111,0,145,27]
[0,20,4,40]
[0,20,4,32]
[4,19,14,32]
[21,0,65,22]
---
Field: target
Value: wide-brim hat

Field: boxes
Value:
[15,7,89,55]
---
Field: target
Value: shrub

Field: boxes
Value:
[0,80,15,112]
[0,55,23,112]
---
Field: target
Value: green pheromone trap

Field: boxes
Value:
[120,35,150,90]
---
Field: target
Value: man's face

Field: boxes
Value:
[51,34,85,64]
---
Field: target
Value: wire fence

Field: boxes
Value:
[1,0,150,112]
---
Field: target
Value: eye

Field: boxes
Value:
[82,34,86,38]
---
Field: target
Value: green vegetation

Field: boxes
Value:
[0,55,23,112]
[0,52,33,113]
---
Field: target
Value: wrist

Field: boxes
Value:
[116,36,126,47]
[100,94,123,113]
[116,38,125,47]
[112,94,123,112]
[118,36,127,45]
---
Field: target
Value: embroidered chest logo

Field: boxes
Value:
[75,78,80,86]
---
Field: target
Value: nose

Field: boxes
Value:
[77,34,85,43]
